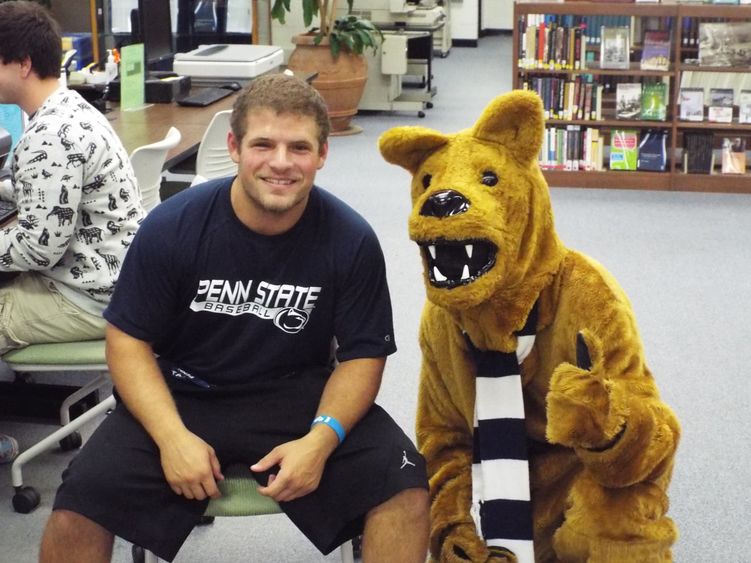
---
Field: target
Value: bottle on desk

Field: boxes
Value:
[104,49,119,83]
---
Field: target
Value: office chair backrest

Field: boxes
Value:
[129,126,182,212]
[192,109,236,186]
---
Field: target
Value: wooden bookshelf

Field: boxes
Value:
[513,1,751,194]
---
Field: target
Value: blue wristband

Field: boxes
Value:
[311,415,346,444]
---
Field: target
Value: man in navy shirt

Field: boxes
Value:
[39,73,429,562]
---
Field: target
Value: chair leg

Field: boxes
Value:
[340,538,355,563]
[58,372,108,425]
[11,395,116,488]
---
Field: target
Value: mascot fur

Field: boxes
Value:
[379,91,680,562]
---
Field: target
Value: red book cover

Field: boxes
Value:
[538,22,546,67]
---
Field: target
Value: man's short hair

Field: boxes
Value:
[0,1,62,80]
[230,73,331,151]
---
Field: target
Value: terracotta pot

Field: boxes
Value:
[287,34,368,133]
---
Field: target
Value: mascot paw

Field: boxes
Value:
[441,543,515,563]
[440,525,492,562]
[546,331,625,450]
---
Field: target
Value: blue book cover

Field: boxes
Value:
[637,130,668,172]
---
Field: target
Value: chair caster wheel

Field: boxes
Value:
[132,544,146,563]
[426,102,434,109]
[12,486,41,513]
[59,431,82,451]
[418,111,426,118]
[198,515,215,526]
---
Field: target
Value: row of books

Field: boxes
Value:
[539,126,605,172]
[537,127,668,172]
[538,127,748,175]
[522,79,751,125]
[521,26,674,73]
[521,76,604,121]
[679,87,751,123]
[519,16,751,70]
[518,14,588,70]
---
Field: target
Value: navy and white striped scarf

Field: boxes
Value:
[466,301,538,562]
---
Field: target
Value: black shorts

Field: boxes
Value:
[53,370,427,562]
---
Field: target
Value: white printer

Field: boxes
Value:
[173,44,284,81]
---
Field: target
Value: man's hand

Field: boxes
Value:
[159,430,224,501]
[251,429,337,503]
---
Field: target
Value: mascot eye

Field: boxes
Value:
[481,171,498,187]
[422,174,432,189]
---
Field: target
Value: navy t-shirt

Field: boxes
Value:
[104,178,397,388]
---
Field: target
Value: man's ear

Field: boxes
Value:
[227,130,240,164]
[19,56,34,79]
[317,140,329,170]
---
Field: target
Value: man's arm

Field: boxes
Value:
[106,323,223,500]
[253,356,385,502]
[0,131,80,271]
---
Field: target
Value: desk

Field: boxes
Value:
[106,92,238,169]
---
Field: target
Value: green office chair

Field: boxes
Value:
[2,340,115,513]
[134,463,355,563]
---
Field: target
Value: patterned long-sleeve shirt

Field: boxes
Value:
[0,87,146,315]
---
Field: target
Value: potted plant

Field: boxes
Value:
[271,0,383,134]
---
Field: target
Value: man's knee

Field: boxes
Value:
[44,509,113,544]
[370,487,430,522]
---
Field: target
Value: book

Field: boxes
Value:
[683,131,714,174]
[640,30,671,71]
[739,90,751,124]
[641,82,667,121]
[708,88,734,123]
[699,22,751,67]
[609,129,639,170]
[637,130,668,171]
[600,26,631,69]
[616,82,642,119]
[721,137,746,174]
[679,87,704,121]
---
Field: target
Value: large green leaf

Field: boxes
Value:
[302,0,318,29]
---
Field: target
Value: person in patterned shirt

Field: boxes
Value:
[0,1,145,461]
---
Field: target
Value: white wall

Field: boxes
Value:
[269,3,309,61]
[481,0,513,31]
[450,0,479,42]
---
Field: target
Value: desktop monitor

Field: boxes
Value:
[0,127,11,170]
[0,104,26,167]
[138,0,175,70]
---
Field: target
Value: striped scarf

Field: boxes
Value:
[466,301,538,562]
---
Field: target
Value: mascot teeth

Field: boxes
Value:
[421,239,496,289]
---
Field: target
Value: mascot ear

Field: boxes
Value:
[471,90,545,165]
[379,126,449,175]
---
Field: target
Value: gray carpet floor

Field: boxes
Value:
[2,33,750,562]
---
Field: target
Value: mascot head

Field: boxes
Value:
[379,90,565,315]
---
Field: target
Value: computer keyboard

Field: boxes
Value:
[176,87,233,107]
[0,199,18,224]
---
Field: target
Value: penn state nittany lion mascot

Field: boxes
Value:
[379,90,680,563]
